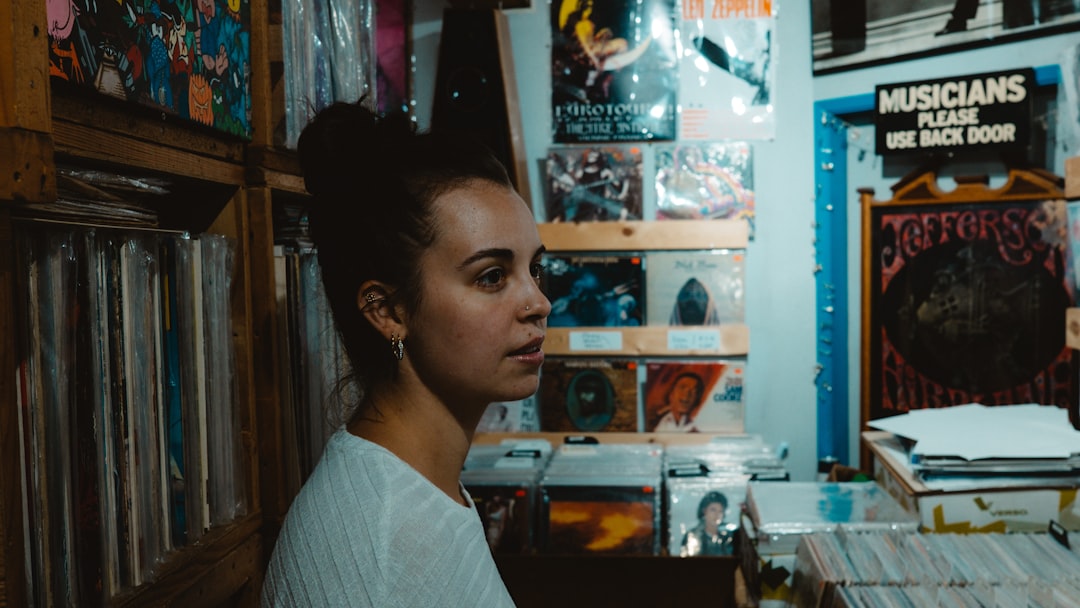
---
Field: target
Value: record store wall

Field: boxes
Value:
[407,1,1078,480]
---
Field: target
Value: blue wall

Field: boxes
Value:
[411,2,1080,480]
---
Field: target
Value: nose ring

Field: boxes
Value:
[525,305,531,311]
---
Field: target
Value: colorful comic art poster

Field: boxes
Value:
[654,141,754,223]
[677,0,776,141]
[551,0,678,143]
[47,0,252,138]
[544,145,644,222]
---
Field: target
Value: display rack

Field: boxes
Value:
[0,0,296,604]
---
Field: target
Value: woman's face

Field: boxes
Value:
[406,181,551,411]
[702,501,725,533]
[671,376,702,416]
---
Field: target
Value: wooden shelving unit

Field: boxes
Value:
[0,0,298,604]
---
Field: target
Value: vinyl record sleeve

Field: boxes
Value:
[543,254,644,328]
[642,360,745,433]
[645,250,745,326]
[475,395,540,433]
[539,358,640,432]
[539,482,661,555]
[464,481,537,555]
[665,475,749,557]
[677,3,776,140]
[543,145,644,223]
[654,142,755,222]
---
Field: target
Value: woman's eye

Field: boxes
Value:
[530,263,544,281]
[478,268,506,287]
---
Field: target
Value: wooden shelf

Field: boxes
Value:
[1067,155,1080,199]
[538,219,749,251]
[544,325,749,357]
[473,431,756,447]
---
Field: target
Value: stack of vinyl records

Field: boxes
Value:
[537,442,665,555]
[741,481,919,607]
[663,435,789,557]
[462,440,554,555]
[791,529,1080,607]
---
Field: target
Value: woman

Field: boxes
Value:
[261,100,550,606]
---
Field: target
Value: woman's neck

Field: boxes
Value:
[348,382,475,506]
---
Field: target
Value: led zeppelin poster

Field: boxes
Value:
[551,0,678,143]
[677,0,776,141]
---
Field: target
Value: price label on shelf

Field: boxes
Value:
[666,329,721,351]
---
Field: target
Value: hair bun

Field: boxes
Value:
[297,100,414,198]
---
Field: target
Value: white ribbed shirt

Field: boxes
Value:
[261,429,516,607]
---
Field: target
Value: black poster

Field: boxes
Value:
[875,69,1033,157]
[550,0,678,143]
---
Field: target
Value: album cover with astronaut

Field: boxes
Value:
[550,0,678,143]
[538,358,640,432]
[543,145,644,223]
[543,253,644,328]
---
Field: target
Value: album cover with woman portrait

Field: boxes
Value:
[543,254,644,327]
[645,250,745,326]
[539,358,640,432]
[642,360,745,433]
[543,145,644,223]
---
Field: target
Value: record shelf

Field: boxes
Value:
[0,0,296,604]
[471,219,754,607]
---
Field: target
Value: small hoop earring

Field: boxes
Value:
[391,333,405,361]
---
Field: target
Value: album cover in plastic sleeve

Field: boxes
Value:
[654,142,754,223]
[543,253,644,327]
[550,0,678,142]
[464,480,538,555]
[543,145,644,223]
[677,1,776,140]
[539,358,640,432]
[665,475,749,557]
[475,395,540,433]
[642,360,745,433]
[539,480,661,555]
[645,250,745,326]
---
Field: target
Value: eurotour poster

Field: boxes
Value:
[551,0,678,143]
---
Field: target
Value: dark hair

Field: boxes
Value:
[669,372,705,402]
[296,99,513,410]
[697,491,729,520]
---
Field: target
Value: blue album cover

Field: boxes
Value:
[543,254,644,327]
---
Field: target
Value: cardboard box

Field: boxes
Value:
[864,430,1080,533]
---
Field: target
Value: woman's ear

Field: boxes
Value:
[357,280,404,341]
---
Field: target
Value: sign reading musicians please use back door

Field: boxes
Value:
[875,69,1034,156]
